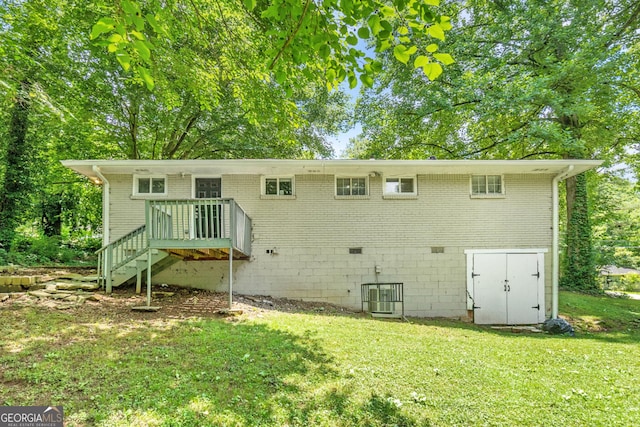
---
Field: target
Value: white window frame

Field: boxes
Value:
[335,176,369,198]
[261,176,295,198]
[470,175,505,198]
[133,174,168,197]
[383,175,417,198]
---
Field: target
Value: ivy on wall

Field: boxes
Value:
[561,172,597,292]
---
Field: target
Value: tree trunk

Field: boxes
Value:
[41,195,63,237]
[562,172,597,291]
[0,80,33,249]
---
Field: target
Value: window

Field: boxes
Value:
[471,175,503,196]
[336,177,367,196]
[134,175,167,196]
[263,177,294,196]
[384,176,416,196]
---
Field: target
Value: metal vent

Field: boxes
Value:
[431,246,445,253]
[349,247,363,254]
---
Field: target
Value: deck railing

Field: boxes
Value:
[96,224,147,289]
[146,198,252,255]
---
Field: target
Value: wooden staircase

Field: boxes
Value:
[96,198,252,294]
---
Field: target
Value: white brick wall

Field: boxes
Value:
[146,172,554,318]
[107,173,192,241]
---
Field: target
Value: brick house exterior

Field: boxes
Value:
[63,159,600,322]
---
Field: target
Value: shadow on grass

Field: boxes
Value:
[0,306,344,426]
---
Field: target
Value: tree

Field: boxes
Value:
[352,0,640,291]
[591,172,640,270]
[0,1,117,247]
[91,0,454,93]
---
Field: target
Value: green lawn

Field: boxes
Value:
[1,291,639,426]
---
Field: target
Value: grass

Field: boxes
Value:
[1,291,639,426]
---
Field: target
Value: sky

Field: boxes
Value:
[329,122,361,158]
[326,77,364,158]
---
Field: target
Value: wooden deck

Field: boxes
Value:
[97,199,252,292]
[164,247,250,261]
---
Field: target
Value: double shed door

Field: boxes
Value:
[472,253,541,325]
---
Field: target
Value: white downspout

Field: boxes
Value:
[552,165,574,319]
[92,166,110,246]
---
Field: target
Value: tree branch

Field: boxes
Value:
[269,0,312,70]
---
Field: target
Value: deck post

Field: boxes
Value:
[228,247,233,309]
[105,246,113,294]
[146,249,152,307]
[136,259,146,294]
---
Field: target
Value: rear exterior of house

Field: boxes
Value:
[63,159,600,324]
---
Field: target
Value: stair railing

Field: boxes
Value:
[96,225,148,292]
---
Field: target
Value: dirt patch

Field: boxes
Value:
[0,267,356,322]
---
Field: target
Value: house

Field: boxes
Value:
[62,159,601,324]
[600,265,640,290]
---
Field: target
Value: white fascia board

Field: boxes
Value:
[61,159,602,180]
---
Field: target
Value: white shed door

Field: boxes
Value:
[473,254,508,324]
[506,254,540,324]
[473,253,541,325]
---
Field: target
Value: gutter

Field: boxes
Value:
[552,165,574,318]
[92,166,110,246]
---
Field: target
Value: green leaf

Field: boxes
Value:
[115,23,126,37]
[357,26,370,39]
[133,15,145,32]
[244,0,257,11]
[326,68,336,82]
[90,18,116,40]
[393,45,411,64]
[439,16,453,31]
[433,53,455,65]
[133,40,151,63]
[130,30,145,40]
[107,34,124,43]
[414,55,429,68]
[138,66,155,90]
[428,23,445,41]
[399,36,411,44]
[348,73,357,89]
[275,70,286,84]
[380,6,395,17]
[145,14,163,35]
[261,4,280,18]
[360,73,374,87]
[319,44,330,59]
[115,51,131,71]
[424,0,440,5]
[377,38,393,52]
[346,35,358,46]
[368,15,381,35]
[397,26,409,35]
[121,0,140,15]
[426,43,438,53]
[422,62,443,80]
[406,45,418,55]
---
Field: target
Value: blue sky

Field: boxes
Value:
[329,122,361,158]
